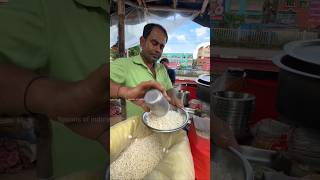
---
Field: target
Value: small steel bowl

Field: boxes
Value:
[142,106,189,133]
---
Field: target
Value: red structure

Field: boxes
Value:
[277,0,320,30]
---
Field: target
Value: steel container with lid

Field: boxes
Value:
[272,39,320,128]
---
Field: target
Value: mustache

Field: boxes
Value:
[151,54,161,59]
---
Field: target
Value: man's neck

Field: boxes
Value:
[141,53,155,70]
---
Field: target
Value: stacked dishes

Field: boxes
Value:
[212,91,255,140]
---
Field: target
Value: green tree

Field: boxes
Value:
[110,48,120,61]
[128,45,140,57]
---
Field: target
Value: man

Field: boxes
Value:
[111,23,182,118]
[160,58,176,84]
[0,0,110,179]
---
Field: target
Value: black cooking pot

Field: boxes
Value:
[272,54,320,128]
[196,74,211,103]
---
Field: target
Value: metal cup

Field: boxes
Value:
[144,89,170,117]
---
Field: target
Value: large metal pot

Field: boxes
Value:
[272,54,320,128]
[196,74,211,103]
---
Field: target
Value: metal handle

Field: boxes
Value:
[229,146,254,180]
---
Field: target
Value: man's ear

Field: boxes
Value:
[140,36,145,47]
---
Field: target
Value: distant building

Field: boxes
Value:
[195,44,210,71]
[276,0,318,30]
[219,0,317,31]
[161,53,194,69]
[222,0,265,28]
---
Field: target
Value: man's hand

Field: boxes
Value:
[169,96,183,108]
[115,80,171,112]
[166,88,183,108]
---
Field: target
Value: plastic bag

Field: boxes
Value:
[188,122,210,180]
[110,116,195,180]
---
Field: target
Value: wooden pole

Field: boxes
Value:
[117,0,127,119]
[118,0,125,57]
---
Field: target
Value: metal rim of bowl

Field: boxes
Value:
[284,39,320,66]
[142,107,189,133]
[212,91,256,101]
[272,54,320,79]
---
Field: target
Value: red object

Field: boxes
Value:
[240,78,279,125]
[176,80,198,100]
[212,57,279,74]
[212,56,279,125]
[188,123,210,180]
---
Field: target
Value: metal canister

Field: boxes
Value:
[144,89,170,117]
[212,91,255,140]
[177,90,190,106]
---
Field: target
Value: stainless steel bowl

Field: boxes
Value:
[142,105,189,133]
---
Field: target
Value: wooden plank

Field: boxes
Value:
[173,0,177,9]
[117,0,127,119]
[137,0,142,6]
[141,0,147,8]
[118,0,125,57]
[200,0,209,14]
[144,5,198,13]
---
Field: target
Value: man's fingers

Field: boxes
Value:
[132,99,150,112]
[143,81,171,102]
[162,90,171,102]
[176,100,183,108]
[142,80,165,92]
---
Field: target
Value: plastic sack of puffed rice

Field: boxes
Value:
[110,116,195,180]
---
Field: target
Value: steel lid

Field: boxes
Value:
[284,39,320,66]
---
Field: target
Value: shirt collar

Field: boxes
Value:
[73,0,108,12]
[133,54,160,73]
[133,54,159,68]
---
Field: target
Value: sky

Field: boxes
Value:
[110,12,210,54]
[164,21,210,54]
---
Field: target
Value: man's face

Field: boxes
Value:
[140,27,167,63]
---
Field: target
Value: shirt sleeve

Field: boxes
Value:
[0,0,48,71]
[110,58,127,84]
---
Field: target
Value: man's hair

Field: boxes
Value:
[143,23,168,42]
[160,58,169,64]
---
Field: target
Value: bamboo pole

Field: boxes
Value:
[117,0,127,119]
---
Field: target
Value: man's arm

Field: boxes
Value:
[0,64,107,118]
[0,64,108,148]
[111,80,170,111]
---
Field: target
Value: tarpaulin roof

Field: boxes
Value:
[110,0,211,28]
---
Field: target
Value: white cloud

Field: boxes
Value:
[195,27,209,37]
[164,46,173,53]
[168,34,187,41]
[176,35,186,41]
[205,36,210,40]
